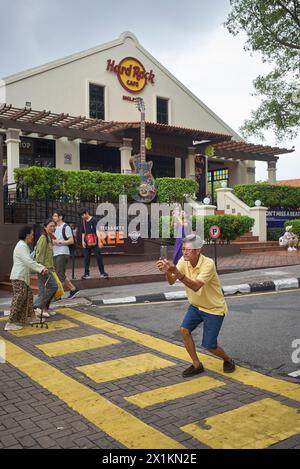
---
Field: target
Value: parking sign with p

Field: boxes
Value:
[209,225,221,240]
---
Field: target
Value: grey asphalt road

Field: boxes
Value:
[92,289,300,381]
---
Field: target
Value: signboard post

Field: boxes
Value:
[195,154,206,202]
[209,225,221,269]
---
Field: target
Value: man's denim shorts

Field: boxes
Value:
[181,304,225,349]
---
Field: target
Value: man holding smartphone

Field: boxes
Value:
[157,234,235,377]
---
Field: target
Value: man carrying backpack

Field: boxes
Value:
[52,210,80,298]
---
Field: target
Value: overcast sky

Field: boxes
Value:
[0,0,298,181]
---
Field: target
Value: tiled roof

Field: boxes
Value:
[213,140,293,157]
[112,121,232,141]
[275,179,300,187]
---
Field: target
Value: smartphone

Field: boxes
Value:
[160,245,168,260]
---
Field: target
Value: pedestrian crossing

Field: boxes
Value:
[125,376,225,408]
[77,353,176,383]
[57,307,300,403]
[2,339,183,450]
[36,333,121,357]
[1,307,300,449]
[8,319,78,336]
[180,398,300,449]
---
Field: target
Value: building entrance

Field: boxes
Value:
[207,167,229,204]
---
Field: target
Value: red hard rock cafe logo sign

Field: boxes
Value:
[106,57,155,93]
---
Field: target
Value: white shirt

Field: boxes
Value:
[53,224,73,257]
[10,241,44,286]
[283,230,295,241]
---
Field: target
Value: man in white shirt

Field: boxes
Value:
[281,225,299,251]
[52,210,80,298]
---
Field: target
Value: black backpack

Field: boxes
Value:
[62,223,76,255]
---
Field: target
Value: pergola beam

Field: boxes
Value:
[61,116,86,128]
[27,110,51,123]
[0,117,120,144]
[215,149,279,162]
[44,113,69,125]
[9,107,32,120]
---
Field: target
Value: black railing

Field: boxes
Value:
[4,195,102,225]
[4,190,151,235]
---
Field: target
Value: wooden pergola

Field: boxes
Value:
[0,104,121,144]
[210,140,293,163]
[0,104,294,162]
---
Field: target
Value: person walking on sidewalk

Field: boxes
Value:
[4,226,48,331]
[157,233,235,377]
[33,219,59,318]
[52,210,80,299]
[79,208,109,280]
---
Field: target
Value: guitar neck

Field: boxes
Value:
[140,111,146,163]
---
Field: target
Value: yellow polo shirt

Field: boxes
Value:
[177,254,228,316]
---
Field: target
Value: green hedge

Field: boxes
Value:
[156,178,198,203]
[161,215,255,243]
[14,168,199,203]
[284,219,300,237]
[234,183,300,209]
[14,167,141,202]
[267,228,284,241]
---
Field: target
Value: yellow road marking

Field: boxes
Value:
[8,319,78,337]
[125,376,225,408]
[77,353,176,383]
[0,317,7,322]
[58,308,300,403]
[36,333,121,357]
[181,398,300,449]
[3,339,183,449]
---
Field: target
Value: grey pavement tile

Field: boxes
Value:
[0,435,19,447]
[7,445,25,449]
[37,436,58,448]
[20,419,39,430]
[17,435,37,448]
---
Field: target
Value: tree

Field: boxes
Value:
[225,0,300,141]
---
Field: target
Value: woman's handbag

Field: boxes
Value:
[83,220,98,247]
[52,271,65,300]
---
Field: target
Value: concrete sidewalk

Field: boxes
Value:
[67,250,300,281]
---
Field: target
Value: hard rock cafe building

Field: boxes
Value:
[0,32,293,204]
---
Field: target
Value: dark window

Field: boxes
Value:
[146,154,175,178]
[89,83,105,120]
[19,137,55,168]
[80,144,120,173]
[2,136,55,168]
[157,98,169,124]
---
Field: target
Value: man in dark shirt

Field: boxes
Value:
[79,208,109,280]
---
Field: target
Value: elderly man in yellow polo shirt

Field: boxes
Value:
[157,233,235,377]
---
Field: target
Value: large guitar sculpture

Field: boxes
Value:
[129,97,156,203]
